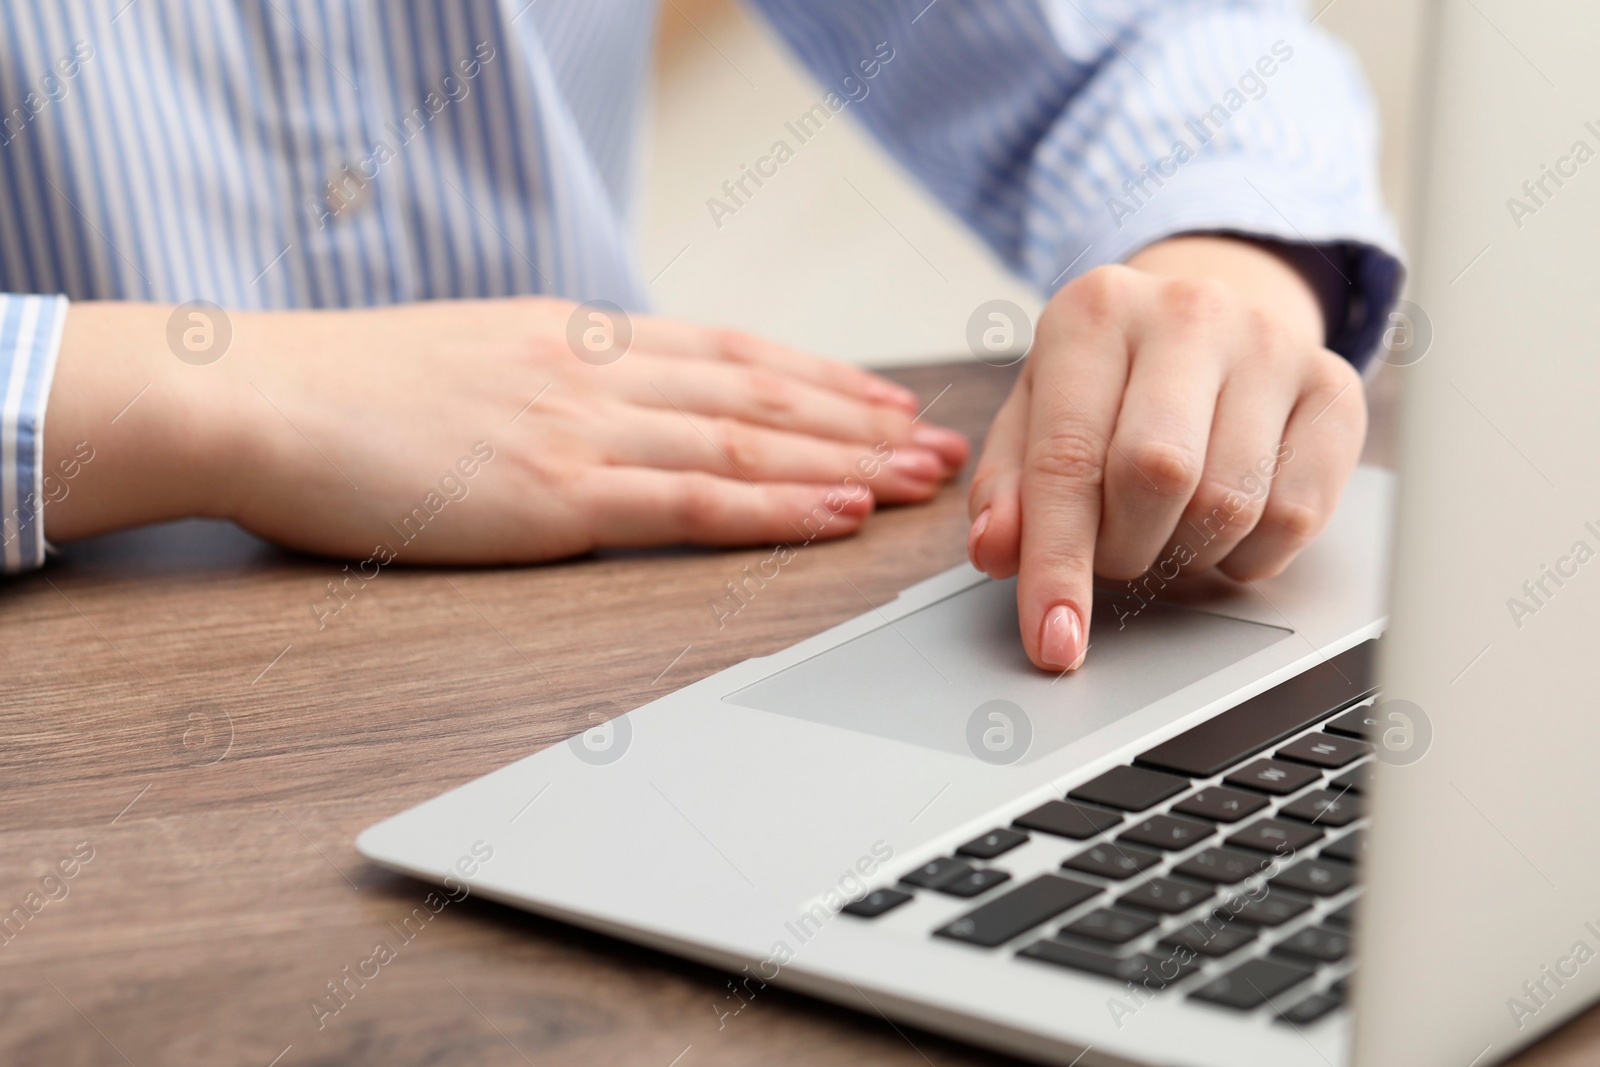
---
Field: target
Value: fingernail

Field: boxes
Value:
[1039,604,1086,671]
[967,508,991,564]
[869,380,920,410]
[829,484,875,517]
[885,447,943,481]
[911,423,960,449]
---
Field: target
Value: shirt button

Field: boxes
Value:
[324,163,374,220]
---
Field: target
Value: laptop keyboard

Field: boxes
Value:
[842,639,1379,1026]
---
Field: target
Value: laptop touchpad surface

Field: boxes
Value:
[724,578,1288,764]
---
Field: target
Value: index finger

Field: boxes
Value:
[1017,304,1133,672]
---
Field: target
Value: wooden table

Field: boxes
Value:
[3,359,1593,1067]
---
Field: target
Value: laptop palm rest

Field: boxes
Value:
[724,578,1289,764]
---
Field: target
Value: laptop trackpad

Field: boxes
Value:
[724,578,1288,765]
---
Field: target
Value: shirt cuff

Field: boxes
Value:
[2,293,70,574]
[1033,157,1406,371]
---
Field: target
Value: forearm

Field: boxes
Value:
[43,302,243,541]
[753,1,1401,368]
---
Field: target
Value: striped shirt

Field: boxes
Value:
[0,0,1402,573]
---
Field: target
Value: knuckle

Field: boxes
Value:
[1036,543,1097,585]
[716,327,769,365]
[967,468,995,504]
[1059,265,1136,326]
[1187,477,1265,535]
[1161,276,1231,331]
[967,464,1011,508]
[1029,430,1105,487]
[1307,355,1368,429]
[526,454,578,494]
[1321,353,1364,398]
[713,418,760,471]
[534,389,585,421]
[741,367,797,417]
[673,472,724,530]
[1122,439,1200,497]
[1241,305,1291,360]
[713,326,750,353]
[1261,497,1323,548]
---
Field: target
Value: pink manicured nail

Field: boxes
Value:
[885,448,943,481]
[868,380,920,410]
[967,508,992,564]
[912,424,967,455]
[1039,605,1086,671]
[825,484,875,519]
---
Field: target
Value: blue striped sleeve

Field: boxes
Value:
[1,292,69,574]
[750,0,1405,367]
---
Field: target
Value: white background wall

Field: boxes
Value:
[640,0,1429,367]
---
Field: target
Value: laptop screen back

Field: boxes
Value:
[1354,3,1600,1063]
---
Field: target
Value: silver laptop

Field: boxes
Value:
[357,4,1600,1064]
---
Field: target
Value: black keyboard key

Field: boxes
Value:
[1330,764,1369,794]
[1190,958,1315,1010]
[1068,766,1189,812]
[1060,907,1158,945]
[1326,900,1359,927]
[1137,641,1379,777]
[936,874,1102,948]
[1274,925,1351,963]
[1221,892,1312,927]
[901,857,973,890]
[1330,976,1350,1000]
[1014,800,1123,840]
[1173,787,1269,824]
[1226,818,1324,854]
[1325,705,1379,739]
[1225,759,1321,796]
[1320,829,1364,864]
[1064,843,1162,881]
[957,828,1029,860]
[1119,877,1213,915]
[1281,789,1364,828]
[1278,992,1342,1025]
[939,868,1012,898]
[1277,733,1370,769]
[1019,940,1199,988]
[1172,848,1272,885]
[842,888,913,918]
[1271,859,1355,897]
[1119,813,1215,851]
[1160,920,1258,958]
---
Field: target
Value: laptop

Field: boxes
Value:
[357,3,1600,1064]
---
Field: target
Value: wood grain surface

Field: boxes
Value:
[3,358,1594,1067]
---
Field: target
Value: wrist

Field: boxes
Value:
[43,302,253,540]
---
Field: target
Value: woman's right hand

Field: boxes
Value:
[43,298,969,563]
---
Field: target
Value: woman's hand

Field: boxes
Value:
[43,297,969,562]
[966,236,1367,671]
